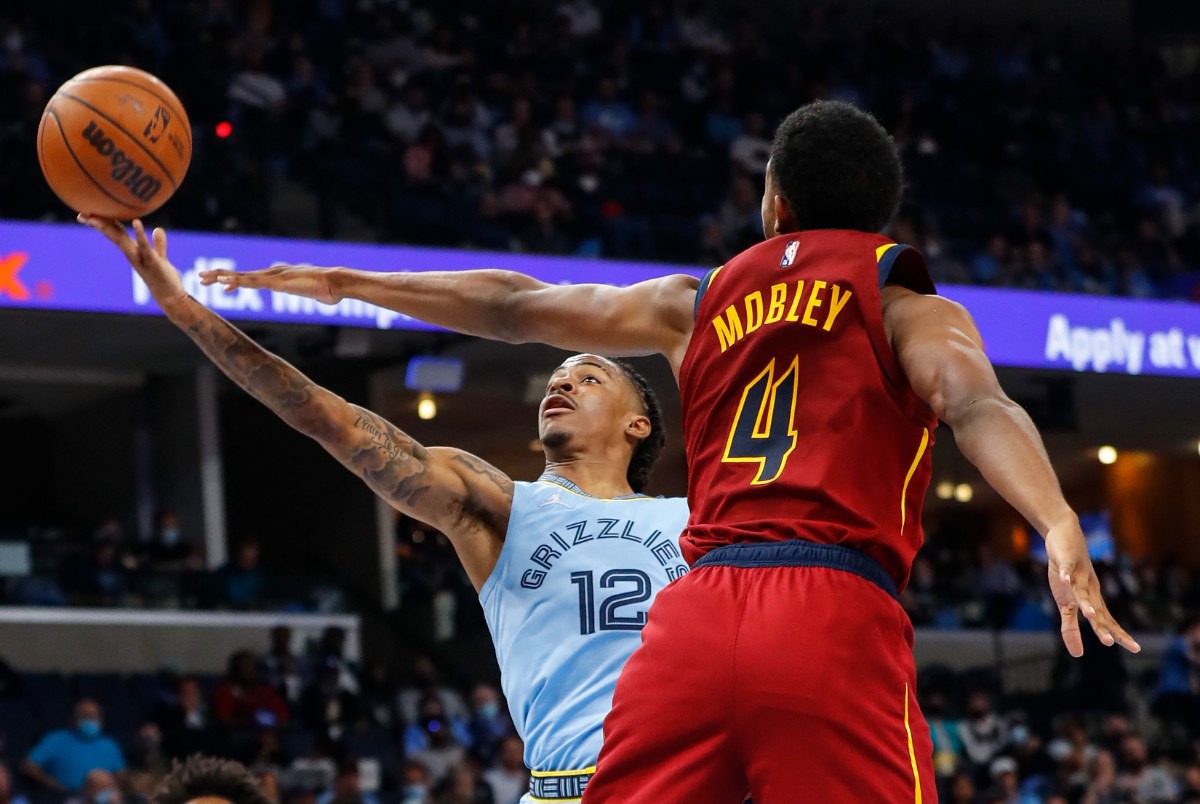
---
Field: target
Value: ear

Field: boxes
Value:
[626,414,651,441]
[773,194,795,235]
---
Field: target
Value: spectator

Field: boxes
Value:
[1154,615,1200,739]
[0,765,30,804]
[435,763,493,804]
[399,762,432,804]
[1116,735,1178,802]
[141,511,195,569]
[729,112,770,175]
[151,675,216,760]
[61,534,129,607]
[261,625,306,706]
[358,658,404,736]
[959,690,1009,781]
[1181,764,1200,803]
[316,763,378,804]
[213,538,269,610]
[301,658,361,742]
[944,771,977,804]
[1081,749,1121,804]
[213,650,289,729]
[465,686,512,765]
[64,769,121,804]
[402,658,468,724]
[21,699,126,794]
[125,723,169,798]
[483,737,527,804]
[985,756,1022,804]
[153,755,275,804]
[408,695,467,785]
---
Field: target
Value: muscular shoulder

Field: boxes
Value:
[881,286,978,349]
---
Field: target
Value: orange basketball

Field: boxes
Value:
[37,65,191,219]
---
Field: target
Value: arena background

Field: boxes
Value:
[2,0,1200,802]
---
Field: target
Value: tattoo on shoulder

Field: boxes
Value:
[451,453,515,496]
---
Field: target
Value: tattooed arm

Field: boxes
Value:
[81,217,511,590]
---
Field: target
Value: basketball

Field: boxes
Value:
[37,65,191,219]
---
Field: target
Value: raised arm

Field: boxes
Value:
[200,264,699,373]
[885,287,1139,657]
[83,217,511,590]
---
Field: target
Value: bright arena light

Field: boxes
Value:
[954,483,974,503]
[1098,446,1118,465]
[935,481,954,500]
[417,395,437,420]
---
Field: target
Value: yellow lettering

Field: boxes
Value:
[823,284,853,331]
[712,306,745,352]
[765,283,787,324]
[801,280,827,326]
[744,292,764,333]
[785,280,806,322]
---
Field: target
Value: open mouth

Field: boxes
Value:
[542,394,574,416]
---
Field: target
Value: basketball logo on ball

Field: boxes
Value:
[37,65,192,219]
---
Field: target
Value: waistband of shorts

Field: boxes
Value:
[691,540,898,599]
[528,766,594,801]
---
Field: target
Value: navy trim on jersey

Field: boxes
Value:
[877,244,937,295]
[692,540,898,599]
[693,266,722,320]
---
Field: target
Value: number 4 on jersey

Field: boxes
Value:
[722,357,800,485]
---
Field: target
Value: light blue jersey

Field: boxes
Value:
[479,475,690,777]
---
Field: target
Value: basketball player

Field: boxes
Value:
[207,100,1140,802]
[81,215,690,804]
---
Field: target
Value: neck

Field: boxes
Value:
[542,455,635,498]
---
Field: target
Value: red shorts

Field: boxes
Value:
[583,541,935,803]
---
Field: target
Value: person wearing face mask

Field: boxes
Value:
[21,699,126,794]
[465,685,514,766]
[65,769,122,804]
[400,762,432,804]
[142,512,195,570]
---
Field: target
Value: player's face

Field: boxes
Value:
[538,355,647,453]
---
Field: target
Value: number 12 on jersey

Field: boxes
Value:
[722,356,800,485]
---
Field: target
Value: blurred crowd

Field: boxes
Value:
[0,626,528,804]
[0,514,347,613]
[0,1,1198,298]
[10,620,1200,803]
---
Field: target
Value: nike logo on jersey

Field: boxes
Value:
[539,491,574,509]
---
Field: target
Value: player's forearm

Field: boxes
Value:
[949,396,1076,536]
[331,267,544,343]
[162,295,443,512]
[162,294,344,436]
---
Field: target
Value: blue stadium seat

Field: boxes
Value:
[282,727,316,759]
[344,728,394,765]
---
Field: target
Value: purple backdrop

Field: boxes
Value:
[1,220,1198,378]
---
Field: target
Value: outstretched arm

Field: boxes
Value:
[200,264,699,371]
[887,288,1139,657]
[82,217,511,590]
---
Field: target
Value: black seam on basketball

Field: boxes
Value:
[55,91,180,189]
[66,76,193,149]
[47,107,141,211]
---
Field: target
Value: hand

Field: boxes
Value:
[199,263,342,304]
[79,215,186,306]
[1045,518,1140,657]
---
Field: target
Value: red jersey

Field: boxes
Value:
[678,230,938,591]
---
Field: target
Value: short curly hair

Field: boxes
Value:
[768,100,903,233]
[153,756,273,804]
[611,360,666,494]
